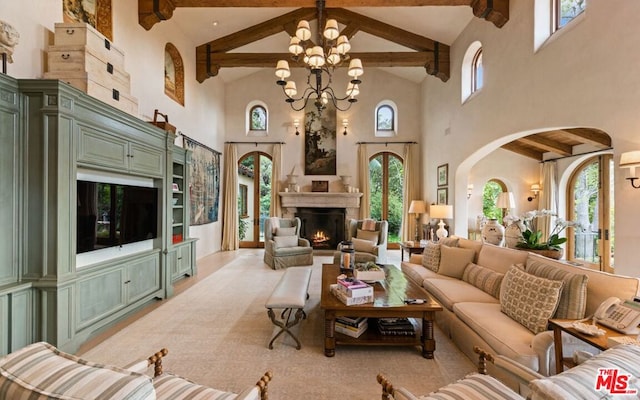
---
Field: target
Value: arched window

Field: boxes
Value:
[246,101,269,136]
[472,48,483,93]
[461,41,483,102]
[534,0,587,50]
[482,180,506,224]
[555,0,586,30]
[374,101,398,137]
[369,152,403,247]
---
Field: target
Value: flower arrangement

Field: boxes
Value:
[504,210,583,251]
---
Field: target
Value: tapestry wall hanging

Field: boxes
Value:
[304,102,336,175]
[183,135,221,225]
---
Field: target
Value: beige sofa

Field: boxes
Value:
[401,237,640,377]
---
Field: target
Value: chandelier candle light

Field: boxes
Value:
[275,2,363,114]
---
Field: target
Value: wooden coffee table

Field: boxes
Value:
[320,263,442,358]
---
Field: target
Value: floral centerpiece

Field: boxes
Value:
[504,210,583,259]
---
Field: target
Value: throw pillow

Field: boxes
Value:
[500,266,564,334]
[438,246,476,279]
[421,242,441,272]
[439,237,460,247]
[275,227,296,236]
[352,237,375,253]
[525,258,589,319]
[273,235,298,249]
[462,263,505,299]
[356,229,379,245]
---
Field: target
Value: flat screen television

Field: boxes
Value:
[77,180,159,254]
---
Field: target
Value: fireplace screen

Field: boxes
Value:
[297,208,346,250]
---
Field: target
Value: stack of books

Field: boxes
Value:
[335,316,368,338]
[329,277,374,305]
[376,318,417,336]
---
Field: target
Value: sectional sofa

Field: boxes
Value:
[401,237,640,378]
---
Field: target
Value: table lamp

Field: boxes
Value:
[430,204,453,240]
[496,192,515,225]
[408,200,427,242]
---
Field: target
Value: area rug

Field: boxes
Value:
[81,251,475,399]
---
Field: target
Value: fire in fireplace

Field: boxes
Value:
[297,208,346,250]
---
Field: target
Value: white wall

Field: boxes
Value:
[1,0,225,259]
[421,0,640,276]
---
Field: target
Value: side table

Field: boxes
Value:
[548,319,634,373]
[399,242,425,261]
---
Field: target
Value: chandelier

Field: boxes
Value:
[274,2,363,114]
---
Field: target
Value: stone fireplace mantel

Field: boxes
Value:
[279,192,363,220]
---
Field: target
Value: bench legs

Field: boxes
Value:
[267,307,306,350]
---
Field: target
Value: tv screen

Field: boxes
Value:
[77,180,159,254]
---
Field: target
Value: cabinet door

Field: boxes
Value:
[176,243,193,276]
[126,254,161,303]
[76,267,126,329]
[77,127,129,169]
[129,143,164,177]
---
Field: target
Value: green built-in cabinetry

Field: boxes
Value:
[0,74,196,354]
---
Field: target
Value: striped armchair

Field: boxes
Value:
[0,342,273,400]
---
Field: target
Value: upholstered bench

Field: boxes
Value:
[265,266,312,349]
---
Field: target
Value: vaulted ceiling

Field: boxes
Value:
[136,0,611,160]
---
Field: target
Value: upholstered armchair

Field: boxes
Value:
[334,219,388,264]
[264,217,314,270]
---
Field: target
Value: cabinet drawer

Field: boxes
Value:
[53,22,125,68]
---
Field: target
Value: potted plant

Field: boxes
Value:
[504,210,583,259]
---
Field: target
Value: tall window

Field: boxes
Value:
[472,48,483,93]
[555,0,586,30]
[461,41,483,102]
[369,152,403,247]
[249,105,267,131]
[482,180,506,224]
[237,152,272,247]
[567,155,613,272]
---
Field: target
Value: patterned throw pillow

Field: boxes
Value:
[525,258,589,319]
[462,263,504,298]
[356,229,379,245]
[421,242,441,272]
[500,266,564,334]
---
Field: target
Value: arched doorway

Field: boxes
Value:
[369,152,403,249]
[238,151,272,248]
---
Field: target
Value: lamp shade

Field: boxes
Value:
[323,19,339,40]
[408,200,427,214]
[620,151,640,175]
[530,183,541,192]
[496,192,515,209]
[295,20,311,41]
[430,204,453,219]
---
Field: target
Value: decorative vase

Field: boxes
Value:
[524,248,564,260]
[504,223,523,249]
[481,219,505,246]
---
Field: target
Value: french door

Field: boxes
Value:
[567,154,614,272]
[369,152,404,249]
[238,152,272,248]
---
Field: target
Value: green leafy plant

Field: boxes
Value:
[505,210,583,251]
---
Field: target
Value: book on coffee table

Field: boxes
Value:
[376,318,417,336]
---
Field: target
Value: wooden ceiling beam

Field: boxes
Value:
[561,128,612,148]
[516,136,573,156]
[500,142,544,161]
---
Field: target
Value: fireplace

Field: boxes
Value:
[297,208,346,250]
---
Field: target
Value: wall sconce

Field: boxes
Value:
[527,184,541,201]
[467,184,474,199]
[293,119,300,136]
[620,151,640,188]
[342,119,348,135]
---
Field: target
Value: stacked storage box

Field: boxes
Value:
[45,22,138,115]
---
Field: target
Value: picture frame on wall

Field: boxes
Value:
[437,164,448,187]
[437,187,448,205]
